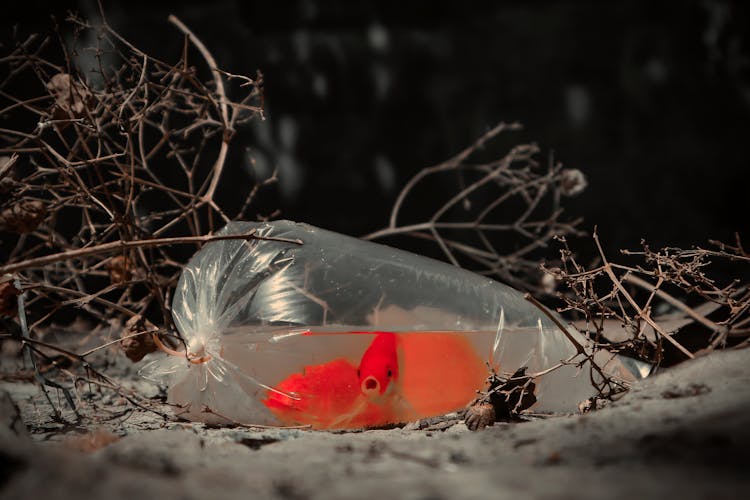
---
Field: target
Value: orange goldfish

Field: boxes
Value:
[263,331,488,429]
[262,358,364,428]
[357,332,399,399]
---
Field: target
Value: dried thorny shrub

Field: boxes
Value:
[459,229,749,429]
[364,123,586,294]
[0,11,270,418]
[364,124,637,418]
[545,232,750,367]
[367,123,748,422]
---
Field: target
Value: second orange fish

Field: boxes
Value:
[263,331,489,429]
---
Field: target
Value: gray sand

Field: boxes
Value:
[1,348,748,500]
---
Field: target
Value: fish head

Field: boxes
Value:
[357,333,399,398]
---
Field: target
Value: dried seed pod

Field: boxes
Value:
[0,278,19,317]
[559,168,588,197]
[107,255,133,284]
[464,401,496,431]
[46,73,92,120]
[541,272,557,294]
[0,200,47,234]
[577,396,608,414]
[120,315,157,362]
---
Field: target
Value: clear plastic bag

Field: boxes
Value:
[141,220,646,429]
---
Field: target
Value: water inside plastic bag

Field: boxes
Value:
[140,220,646,429]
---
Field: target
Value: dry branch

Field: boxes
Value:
[365,123,586,294]
[545,231,750,365]
[0,11,269,420]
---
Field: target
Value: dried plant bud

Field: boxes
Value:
[108,255,134,284]
[120,314,157,362]
[46,73,92,120]
[465,367,537,431]
[0,199,47,233]
[0,277,19,317]
[464,401,496,431]
[541,271,558,294]
[559,168,588,197]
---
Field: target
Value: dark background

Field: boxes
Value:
[5,0,750,262]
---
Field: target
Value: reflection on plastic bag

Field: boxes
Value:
[141,220,646,429]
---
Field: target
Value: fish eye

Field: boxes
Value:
[356,369,360,378]
[387,369,392,378]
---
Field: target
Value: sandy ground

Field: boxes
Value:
[1,347,748,500]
